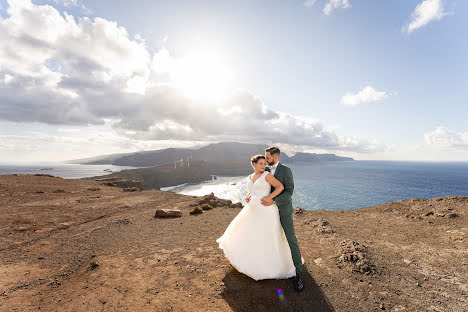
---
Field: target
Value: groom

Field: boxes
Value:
[262,147,304,291]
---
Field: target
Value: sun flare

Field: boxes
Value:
[171,47,234,101]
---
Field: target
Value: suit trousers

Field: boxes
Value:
[279,207,303,275]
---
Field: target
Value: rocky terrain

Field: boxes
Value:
[0,174,466,311]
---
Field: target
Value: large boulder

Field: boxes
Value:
[191,193,243,208]
[230,202,243,208]
[154,209,182,218]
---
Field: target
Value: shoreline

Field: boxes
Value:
[4,160,468,211]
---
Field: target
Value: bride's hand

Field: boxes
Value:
[261,196,274,206]
[245,194,251,203]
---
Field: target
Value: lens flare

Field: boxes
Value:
[276,288,288,306]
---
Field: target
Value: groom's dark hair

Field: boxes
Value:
[265,146,280,156]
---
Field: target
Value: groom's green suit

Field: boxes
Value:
[271,162,303,275]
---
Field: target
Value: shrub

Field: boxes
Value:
[190,206,203,215]
[200,203,213,210]
[89,261,99,270]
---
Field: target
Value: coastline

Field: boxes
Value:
[160,183,189,191]
[3,160,468,211]
[1,174,466,311]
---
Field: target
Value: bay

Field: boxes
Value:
[172,161,468,211]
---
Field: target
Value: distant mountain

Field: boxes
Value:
[80,144,354,189]
[69,142,352,167]
[71,142,291,167]
[290,152,353,162]
[65,152,135,165]
[112,148,194,167]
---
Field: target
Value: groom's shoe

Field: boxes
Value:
[294,274,304,292]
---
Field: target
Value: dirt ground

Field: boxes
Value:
[0,174,466,311]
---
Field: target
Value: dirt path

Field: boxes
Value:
[0,175,466,311]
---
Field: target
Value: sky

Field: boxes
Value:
[0,0,467,162]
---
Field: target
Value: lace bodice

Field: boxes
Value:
[247,171,271,200]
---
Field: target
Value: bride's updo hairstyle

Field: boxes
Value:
[250,154,265,164]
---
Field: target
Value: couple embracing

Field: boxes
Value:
[216,147,305,291]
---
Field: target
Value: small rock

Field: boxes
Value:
[313,257,325,267]
[313,219,334,234]
[446,212,458,218]
[294,206,305,214]
[230,202,243,208]
[114,218,132,225]
[154,209,182,218]
[337,240,376,274]
[89,261,99,270]
[316,219,329,227]
[317,226,335,234]
[123,187,140,192]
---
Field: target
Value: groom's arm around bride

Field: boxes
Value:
[272,165,294,209]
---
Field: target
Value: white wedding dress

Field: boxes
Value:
[216,171,301,281]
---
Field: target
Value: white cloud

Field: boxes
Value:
[303,0,318,8]
[341,86,389,107]
[323,0,351,15]
[0,0,384,155]
[108,89,384,153]
[424,127,468,148]
[404,0,448,34]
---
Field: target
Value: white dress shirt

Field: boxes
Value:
[269,161,280,176]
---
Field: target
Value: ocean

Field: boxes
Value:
[2,161,468,211]
[0,163,139,179]
[170,161,468,211]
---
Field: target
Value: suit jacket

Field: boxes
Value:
[271,162,294,214]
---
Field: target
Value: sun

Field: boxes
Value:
[171,46,234,101]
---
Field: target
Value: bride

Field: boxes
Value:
[216,154,302,281]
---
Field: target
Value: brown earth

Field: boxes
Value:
[0,174,466,312]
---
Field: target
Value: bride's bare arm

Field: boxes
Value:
[264,173,284,200]
[245,174,253,203]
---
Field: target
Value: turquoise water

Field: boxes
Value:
[173,161,468,211]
